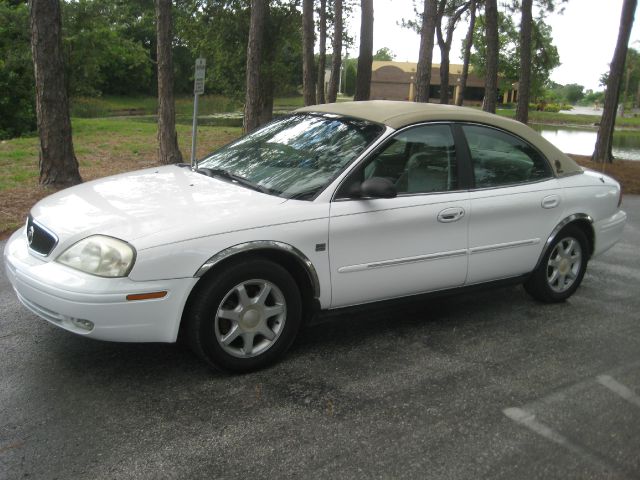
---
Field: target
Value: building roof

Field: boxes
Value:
[295,100,581,176]
[372,60,469,75]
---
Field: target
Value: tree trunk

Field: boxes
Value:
[456,0,476,106]
[316,0,327,104]
[155,0,182,165]
[354,0,374,101]
[436,0,469,105]
[438,42,451,104]
[327,0,342,102]
[29,0,82,187]
[415,0,438,102]
[302,0,315,106]
[244,0,266,134]
[516,0,533,124]
[259,75,274,126]
[483,0,499,113]
[593,0,637,163]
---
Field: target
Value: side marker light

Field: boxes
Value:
[126,291,168,301]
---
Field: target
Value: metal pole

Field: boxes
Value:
[190,93,199,170]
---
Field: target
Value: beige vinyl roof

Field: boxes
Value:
[296,100,581,176]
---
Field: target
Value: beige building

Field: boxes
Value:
[370,60,506,105]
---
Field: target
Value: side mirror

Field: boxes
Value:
[355,177,397,199]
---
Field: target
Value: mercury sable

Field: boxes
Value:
[4,101,627,372]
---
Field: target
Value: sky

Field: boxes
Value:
[344,0,640,92]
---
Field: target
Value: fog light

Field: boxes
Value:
[71,318,94,331]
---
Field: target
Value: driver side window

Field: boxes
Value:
[338,124,458,198]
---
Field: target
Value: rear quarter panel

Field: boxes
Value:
[559,170,621,223]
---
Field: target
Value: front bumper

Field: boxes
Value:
[4,228,198,342]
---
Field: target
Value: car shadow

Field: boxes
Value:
[31,283,543,384]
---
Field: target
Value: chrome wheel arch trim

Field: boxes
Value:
[534,213,594,271]
[194,241,321,299]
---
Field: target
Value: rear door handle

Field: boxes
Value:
[438,207,465,223]
[541,195,560,209]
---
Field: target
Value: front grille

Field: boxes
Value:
[26,215,58,256]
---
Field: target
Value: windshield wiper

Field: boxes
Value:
[196,168,271,194]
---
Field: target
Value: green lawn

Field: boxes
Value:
[70,94,309,118]
[496,108,640,129]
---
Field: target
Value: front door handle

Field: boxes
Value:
[438,207,465,223]
[541,195,560,209]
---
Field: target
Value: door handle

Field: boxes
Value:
[541,195,560,209]
[438,207,465,223]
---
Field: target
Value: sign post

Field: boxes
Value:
[191,57,206,170]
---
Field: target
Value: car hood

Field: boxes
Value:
[30,165,292,250]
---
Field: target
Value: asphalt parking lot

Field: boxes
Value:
[1,196,639,480]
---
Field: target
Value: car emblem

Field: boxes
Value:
[27,225,35,246]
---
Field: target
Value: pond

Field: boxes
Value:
[531,124,640,161]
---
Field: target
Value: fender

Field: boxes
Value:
[533,213,594,271]
[194,240,321,299]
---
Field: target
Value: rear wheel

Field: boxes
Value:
[186,258,302,373]
[524,225,589,303]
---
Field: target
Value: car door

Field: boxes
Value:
[460,124,564,284]
[328,124,470,308]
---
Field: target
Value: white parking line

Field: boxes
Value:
[596,375,640,408]
[503,407,629,478]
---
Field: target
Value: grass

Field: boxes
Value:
[70,94,353,119]
[497,108,640,129]
[69,94,309,118]
[0,117,241,235]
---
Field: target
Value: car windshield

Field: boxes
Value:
[198,114,384,199]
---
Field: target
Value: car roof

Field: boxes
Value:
[296,100,582,176]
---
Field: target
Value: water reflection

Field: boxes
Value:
[531,125,640,161]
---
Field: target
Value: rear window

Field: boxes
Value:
[462,124,552,188]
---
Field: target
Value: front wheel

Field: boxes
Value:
[524,225,589,303]
[186,258,302,373]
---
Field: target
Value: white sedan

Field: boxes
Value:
[4,101,627,372]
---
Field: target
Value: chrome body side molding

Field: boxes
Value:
[337,249,468,273]
[194,241,321,299]
[469,238,541,254]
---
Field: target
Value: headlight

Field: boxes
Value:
[57,235,136,277]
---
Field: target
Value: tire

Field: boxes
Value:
[186,258,302,373]
[524,225,589,303]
